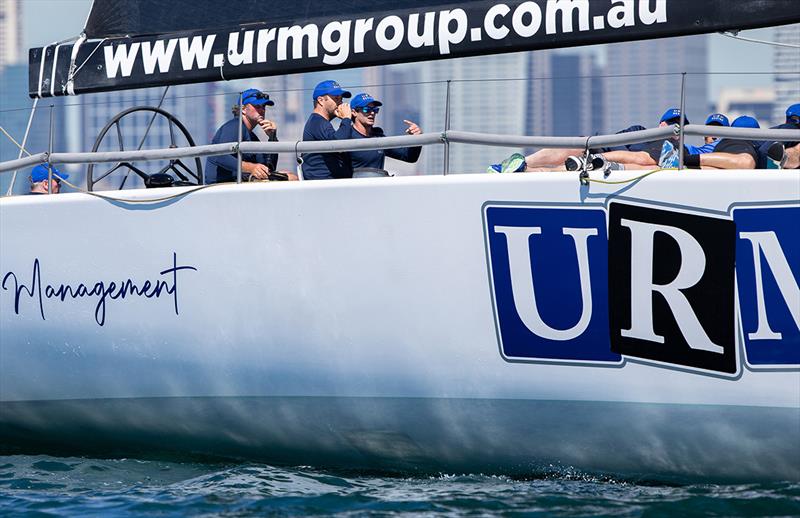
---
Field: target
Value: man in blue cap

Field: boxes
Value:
[755,103,800,169]
[301,80,353,180]
[346,92,423,176]
[684,113,729,155]
[682,115,760,169]
[206,88,285,184]
[29,163,68,194]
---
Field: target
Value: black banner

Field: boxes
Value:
[29,0,800,97]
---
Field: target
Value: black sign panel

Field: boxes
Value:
[608,203,736,374]
[29,0,800,97]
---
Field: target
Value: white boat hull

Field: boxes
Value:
[1,171,798,480]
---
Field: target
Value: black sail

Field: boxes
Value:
[29,0,800,97]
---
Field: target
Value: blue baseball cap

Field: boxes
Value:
[787,103,800,121]
[705,113,729,126]
[241,88,274,106]
[660,108,689,124]
[312,80,351,101]
[30,164,68,183]
[732,115,760,129]
[350,93,383,111]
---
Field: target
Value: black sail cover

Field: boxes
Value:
[29,0,800,97]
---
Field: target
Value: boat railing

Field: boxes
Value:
[1,125,798,176]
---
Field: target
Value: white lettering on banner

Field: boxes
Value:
[353,18,374,54]
[485,4,511,39]
[607,0,636,29]
[408,12,436,48]
[277,25,319,61]
[438,9,468,55]
[512,2,543,37]
[546,0,590,34]
[141,40,178,74]
[256,29,276,63]
[376,16,405,51]
[98,2,672,79]
[639,0,667,25]
[620,219,723,354]
[739,231,800,340]
[179,35,216,70]
[321,21,352,65]
[494,225,597,341]
[227,31,254,67]
[103,43,140,78]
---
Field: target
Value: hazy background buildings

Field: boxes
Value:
[0,0,797,193]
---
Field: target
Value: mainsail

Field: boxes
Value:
[29,0,800,98]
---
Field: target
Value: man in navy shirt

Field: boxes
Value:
[206,88,280,184]
[756,103,800,169]
[683,116,761,169]
[301,80,353,180]
[347,93,422,176]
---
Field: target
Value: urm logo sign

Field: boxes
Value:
[734,206,799,367]
[607,203,737,374]
[485,206,618,363]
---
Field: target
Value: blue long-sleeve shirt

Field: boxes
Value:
[348,126,422,171]
[685,140,720,155]
[205,118,278,184]
[301,114,353,180]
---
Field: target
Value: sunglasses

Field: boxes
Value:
[357,106,380,114]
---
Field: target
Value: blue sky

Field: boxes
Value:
[22,0,777,102]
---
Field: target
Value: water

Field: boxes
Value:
[1,456,798,516]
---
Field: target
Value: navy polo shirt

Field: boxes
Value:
[205,118,278,184]
[348,126,422,170]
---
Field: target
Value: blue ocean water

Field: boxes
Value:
[1,456,798,516]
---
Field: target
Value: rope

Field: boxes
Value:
[60,176,217,203]
[68,38,108,79]
[586,168,667,185]
[0,125,33,156]
[719,31,800,49]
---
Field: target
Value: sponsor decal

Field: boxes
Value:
[484,201,797,376]
[734,206,800,367]
[1,253,196,326]
[608,203,737,375]
[485,205,618,364]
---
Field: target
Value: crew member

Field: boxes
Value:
[685,113,730,155]
[301,80,354,180]
[206,88,280,184]
[347,93,422,176]
[683,116,761,169]
[489,108,689,173]
[756,103,800,169]
[29,163,68,194]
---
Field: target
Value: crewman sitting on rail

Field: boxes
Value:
[301,80,354,180]
[206,89,296,183]
[684,113,730,155]
[488,108,690,173]
[346,93,423,177]
[682,116,761,169]
[755,103,800,169]
[28,163,68,195]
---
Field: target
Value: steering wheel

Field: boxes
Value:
[87,106,203,191]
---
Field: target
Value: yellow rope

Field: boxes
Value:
[586,168,671,185]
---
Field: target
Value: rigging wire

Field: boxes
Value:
[719,31,800,49]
